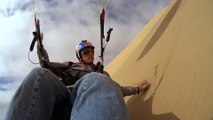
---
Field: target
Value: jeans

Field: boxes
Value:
[5,67,129,120]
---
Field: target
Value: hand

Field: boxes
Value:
[138,80,151,94]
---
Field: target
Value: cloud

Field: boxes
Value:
[0,77,15,91]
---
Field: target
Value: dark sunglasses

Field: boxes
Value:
[81,50,94,55]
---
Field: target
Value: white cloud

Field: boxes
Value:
[0,9,34,77]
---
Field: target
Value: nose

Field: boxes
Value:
[89,51,94,55]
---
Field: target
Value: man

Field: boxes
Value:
[37,40,103,86]
[5,40,150,120]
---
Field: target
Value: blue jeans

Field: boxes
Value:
[5,67,129,120]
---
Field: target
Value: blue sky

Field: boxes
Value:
[0,0,170,119]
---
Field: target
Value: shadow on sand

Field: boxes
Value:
[137,0,182,61]
[127,0,182,119]
[126,63,180,120]
[126,72,179,120]
[126,95,180,120]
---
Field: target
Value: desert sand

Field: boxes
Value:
[106,0,213,119]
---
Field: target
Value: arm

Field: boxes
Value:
[118,80,151,97]
[119,86,139,97]
[37,44,69,68]
[103,71,150,97]
[37,44,50,67]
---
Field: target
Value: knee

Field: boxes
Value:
[31,67,48,74]
[29,67,55,78]
[23,67,60,88]
[79,72,114,90]
[84,72,108,83]
[24,67,50,83]
[30,67,59,81]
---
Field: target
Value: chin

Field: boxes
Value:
[85,60,93,64]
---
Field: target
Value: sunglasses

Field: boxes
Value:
[81,49,94,55]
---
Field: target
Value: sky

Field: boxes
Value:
[0,0,170,119]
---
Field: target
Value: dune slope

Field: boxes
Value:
[106,0,213,119]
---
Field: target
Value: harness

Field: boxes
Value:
[42,61,99,86]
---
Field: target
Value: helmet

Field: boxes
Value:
[75,40,95,60]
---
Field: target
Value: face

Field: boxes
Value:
[81,47,94,64]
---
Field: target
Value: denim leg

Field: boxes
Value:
[5,67,72,120]
[71,72,129,120]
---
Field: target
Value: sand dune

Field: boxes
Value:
[106,0,213,119]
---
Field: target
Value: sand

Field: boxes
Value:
[106,0,213,119]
